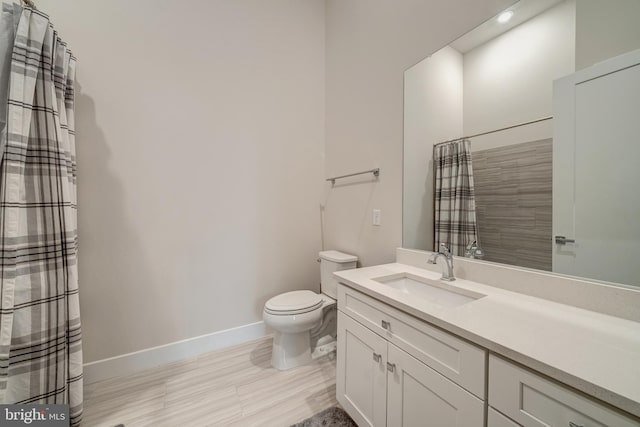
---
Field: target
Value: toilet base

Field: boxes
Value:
[271,330,312,370]
[311,339,337,359]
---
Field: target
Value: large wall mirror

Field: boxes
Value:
[403,0,640,287]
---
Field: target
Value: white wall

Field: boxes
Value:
[463,0,575,150]
[324,0,515,267]
[576,0,640,71]
[37,0,325,363]
[403,48,463,251]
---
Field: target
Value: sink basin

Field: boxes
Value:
[372,273,485,308]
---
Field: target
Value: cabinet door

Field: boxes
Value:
[386,343,484,427]
[337,311,387,427]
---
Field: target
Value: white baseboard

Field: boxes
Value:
[83,321,270,384]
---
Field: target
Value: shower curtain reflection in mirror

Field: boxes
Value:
[433,139,479,256]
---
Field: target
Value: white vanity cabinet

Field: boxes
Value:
[336,282,640,427]
[337,284,486,427]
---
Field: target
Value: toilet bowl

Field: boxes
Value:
[263,250,357,371]
[264,291,331,370]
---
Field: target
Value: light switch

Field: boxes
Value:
[372,209,381,226]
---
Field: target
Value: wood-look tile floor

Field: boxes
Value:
[81,337,338,427]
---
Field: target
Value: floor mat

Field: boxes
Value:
[289,406,357,427]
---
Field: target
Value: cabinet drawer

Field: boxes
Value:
[489,355,640,427]
[489,408,521,427]
[338,284,486,398]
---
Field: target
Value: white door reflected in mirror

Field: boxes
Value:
[553,50,640,286]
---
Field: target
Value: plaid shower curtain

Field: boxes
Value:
[433,139,478,256]
[0,3,82,425]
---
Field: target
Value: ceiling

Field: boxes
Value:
[450,0,565,54]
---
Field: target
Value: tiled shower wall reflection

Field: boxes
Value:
[473,139,552,271]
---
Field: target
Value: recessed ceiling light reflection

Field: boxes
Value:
[497,11,514,23]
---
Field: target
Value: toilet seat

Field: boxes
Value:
[264,290,323,315]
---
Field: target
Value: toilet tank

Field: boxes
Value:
[319,250,358,299]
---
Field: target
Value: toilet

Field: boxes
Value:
[263,250,357,370]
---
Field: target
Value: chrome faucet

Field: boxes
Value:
[428,243,455,281]
[464,240,484,259]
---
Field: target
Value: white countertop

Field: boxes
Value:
[335,262,640,419]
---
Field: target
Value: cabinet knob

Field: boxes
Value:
[373,352,381,363]
[381,320,390,330]
[386,362,396,373]
[569,423,584,427]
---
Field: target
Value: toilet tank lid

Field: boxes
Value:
[319,250,358,263]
